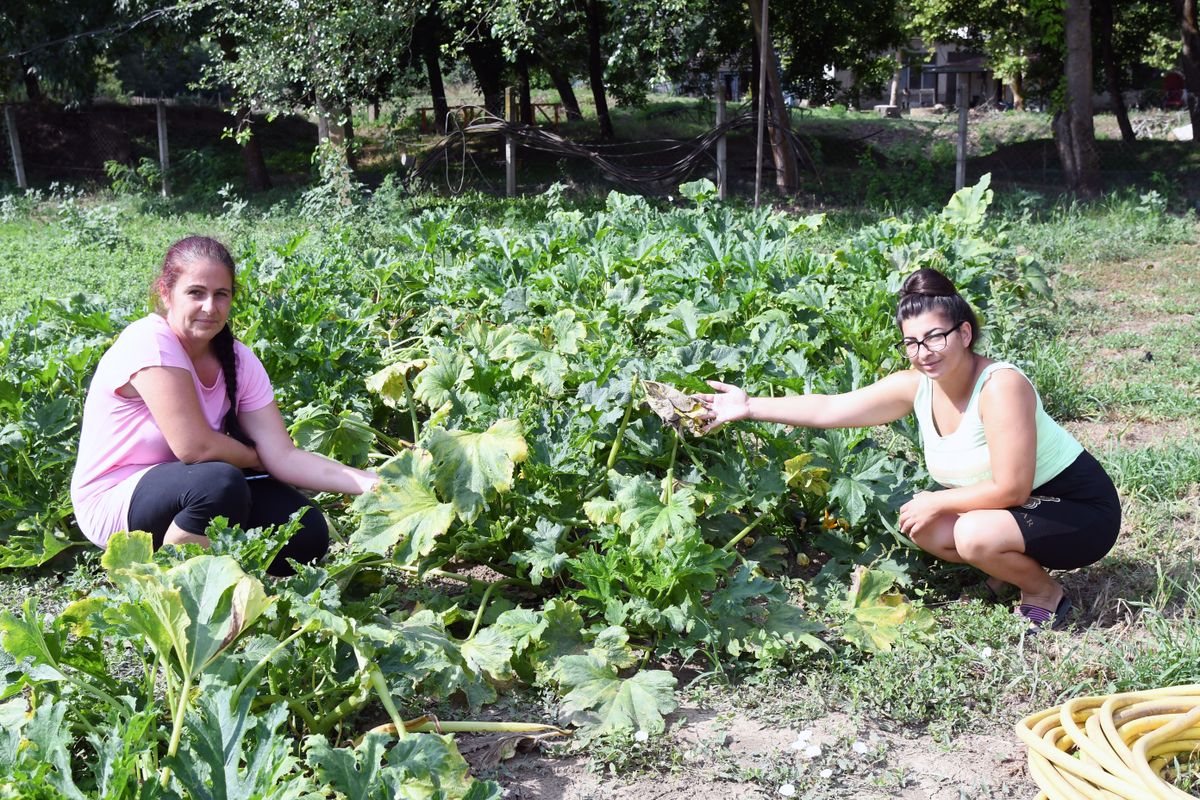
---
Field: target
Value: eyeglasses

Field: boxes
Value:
[896,321,965,358]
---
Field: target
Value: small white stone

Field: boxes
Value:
[819,768,833,779]
[634,730,649,743]
[851,740,869,754]
[788,729,813,750]
[981,646,994,659]
[778,784,796,797]
[802,744,822,759]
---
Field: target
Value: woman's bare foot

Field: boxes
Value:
[1019,584,1064,614]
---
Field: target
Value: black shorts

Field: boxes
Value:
[1009,450,1121,570]
[127,461,329,576]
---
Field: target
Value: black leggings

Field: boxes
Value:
[127,461,329,577]
[1008,450,1121,570]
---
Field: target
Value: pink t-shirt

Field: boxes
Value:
[70,314,275,547]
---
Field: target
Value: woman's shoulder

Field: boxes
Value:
[107,314,173,355]
[978,361,1036,402]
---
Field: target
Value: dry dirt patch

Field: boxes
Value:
[488,707,1028,799]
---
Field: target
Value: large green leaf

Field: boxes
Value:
[307,731,500,800]
[365,357,429,408]
[0,527,78,569]
[504,333,569,396]
[0,699,85,799]
[427,419,528,522]
[165,685,305,800]
[941,173,993,230]
[508,519,567,586]
[612,474,697,553]
[556,653,678,738]
[106,544,272,681]
[414,347,474,408]
[459,627,516,683]
[288,405,374,464]
[351,449,455,562]
[0,597,69,683]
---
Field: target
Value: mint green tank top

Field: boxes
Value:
[914,361,1083,490]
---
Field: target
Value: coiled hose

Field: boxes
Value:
[1016,684,1200,799]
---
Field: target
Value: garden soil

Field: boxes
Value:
[483,707,1026,799]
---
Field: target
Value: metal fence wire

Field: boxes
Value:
[2,103,165,184]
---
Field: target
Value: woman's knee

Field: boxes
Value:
[185,462,250,520]
[908,513,956,553]
[953,513,1005,562]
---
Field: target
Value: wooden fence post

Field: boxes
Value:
[3,105,28,190]
[156,99,171,197]
[716,77,727,200]
[955,80,968,191]
[753,0,769,209]
[505,86,516,197]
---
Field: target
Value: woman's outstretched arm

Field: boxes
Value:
[239,403,378,494]
[696,369,921,432]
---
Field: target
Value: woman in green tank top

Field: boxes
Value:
[697,268,1120,632]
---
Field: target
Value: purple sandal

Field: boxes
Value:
[1019,594,1072,633]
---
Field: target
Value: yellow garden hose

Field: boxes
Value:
[1016,684,1200,799]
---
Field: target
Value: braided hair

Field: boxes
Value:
[155,236,255,446]
[895,268,981,351]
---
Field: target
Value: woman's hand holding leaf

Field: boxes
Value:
[694,380,751,433]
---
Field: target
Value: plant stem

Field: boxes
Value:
[585,374,639,501]
[368,424,409,453]
[368,667,408,740]
[608,375,638,471]
[403,380,421,442]
[388,563,495,590]
[665,429,679,506]
[160,672,192,788]
[363,719,570,741]
[723,511,770,552]
[314,671,373,735]
[234,622,315,702]
[467,581,500,641]
[64,671,126,713]
[256,694,321,731]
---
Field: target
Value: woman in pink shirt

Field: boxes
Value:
[71,236,377,575]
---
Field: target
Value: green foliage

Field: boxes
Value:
[0,178,1056,794]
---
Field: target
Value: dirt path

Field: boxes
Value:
[489,707,1026,800]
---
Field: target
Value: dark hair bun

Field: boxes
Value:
[900,268,958,299]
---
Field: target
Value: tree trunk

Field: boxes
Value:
[749,0,798,193]
[585,0,615,139]
[315,92,332,144]
[342,104,357,170]
[1094,0,1135,142]
[216,36,272,191]
[1173,0,1200,135]
[542,57,583,120]
[420,16,450,133]
[465,39,505,117]
[516,52,535,125]
[236,111,272,192]
[1010,72,1025,110]
[1055,0,1101,196]
[889,50,903,107]
[749,25,761,115]
[19,59,43,103]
